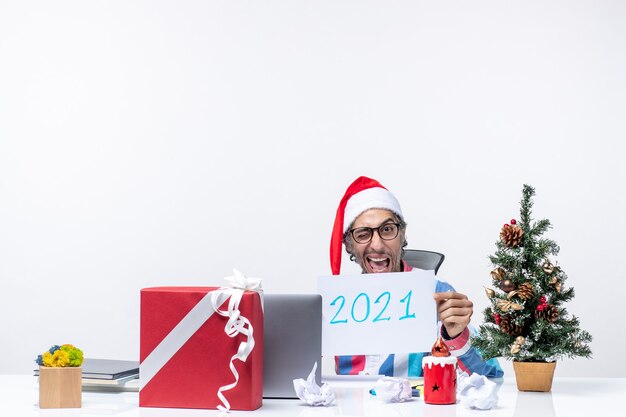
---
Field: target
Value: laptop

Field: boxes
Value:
[263,294,322,399]
[34,358,139,380]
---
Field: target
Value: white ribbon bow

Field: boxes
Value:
[223,269,263,292]
[210,269,263,412]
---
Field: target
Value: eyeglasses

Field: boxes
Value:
[349,223,401,244]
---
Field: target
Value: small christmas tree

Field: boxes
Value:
[472,185,592,362]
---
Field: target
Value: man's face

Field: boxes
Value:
[347,208,405,274]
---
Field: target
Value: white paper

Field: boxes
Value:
[372,377,413,402]
[293,362,335,406]
[457,372,499,410]
[318,269,437,356]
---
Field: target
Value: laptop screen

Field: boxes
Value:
[263,294,322,399]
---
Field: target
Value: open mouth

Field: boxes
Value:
[366,255,391,273]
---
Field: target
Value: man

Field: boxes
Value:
[330,176,503,378]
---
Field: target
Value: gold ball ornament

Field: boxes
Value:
[500,279,516,293]
[484,287,496,298]
[515,336,525,345]
[542,260,555,274]
[510,343,520,354]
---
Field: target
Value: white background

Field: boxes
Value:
[1,1,624,378]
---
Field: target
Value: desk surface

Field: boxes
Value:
[2,375,623,417]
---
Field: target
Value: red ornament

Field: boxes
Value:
[537,304,546,311]
[495,314,501,325]
[510,219,517,225]
[431,337,451,357]
[539,296,547,304]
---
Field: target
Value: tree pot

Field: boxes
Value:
[38,366,82,408]
[512,361,556,392]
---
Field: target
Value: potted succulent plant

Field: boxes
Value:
[472,185,592,392]
[36,344,84,408]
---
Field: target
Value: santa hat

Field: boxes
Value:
[330,176,403,275]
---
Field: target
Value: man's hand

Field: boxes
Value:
[433,291,473,339]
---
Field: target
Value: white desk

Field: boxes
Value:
[2,375,623,417]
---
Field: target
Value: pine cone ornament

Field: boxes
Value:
[500,224,524,247]
[516,282,535,300]
[499,315,523,336]
[535,304,559,322]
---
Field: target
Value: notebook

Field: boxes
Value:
[263,294,322,399]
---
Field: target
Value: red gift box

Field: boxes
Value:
[140,286,263,410]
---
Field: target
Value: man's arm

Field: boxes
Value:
[433,281,504,378]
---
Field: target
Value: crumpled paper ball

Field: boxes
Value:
[457,372,499,410]
[372,377,413,403]
[293,362,335,406]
